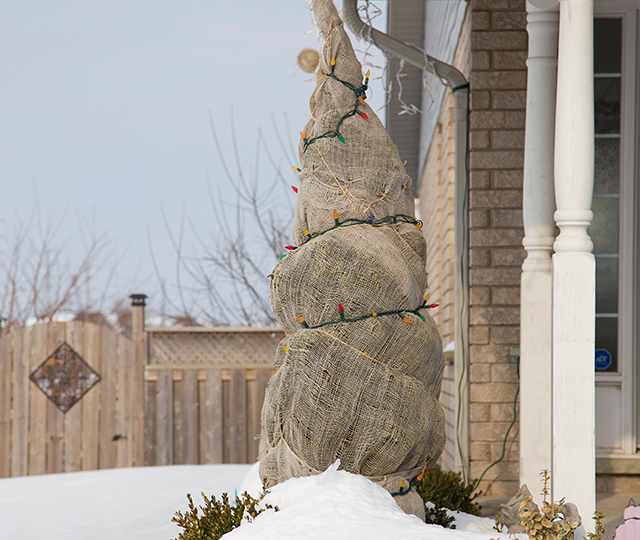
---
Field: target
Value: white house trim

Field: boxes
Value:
[520,0,559,494]
[552,0,596,533]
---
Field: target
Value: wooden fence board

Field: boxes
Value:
[63,321,84,472]
[247,375,259,463]
[228,370,247,464]
[145,379,157,466]
[173,376,183,464]
[156,370,174,466]
[46,322,66,474]
[99,326,117,470]
[0,333,14,478]
[12,328,29,477]
[28,324,48,475]
[182,370,199,465]
[82,322,101,471]
[116,334,132,467]
[204,369,223,464]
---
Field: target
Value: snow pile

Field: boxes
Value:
[231,461,519,540]
[0,462,524,540]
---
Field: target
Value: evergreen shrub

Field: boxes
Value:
[415,464,482,527]
[172,491,276,540]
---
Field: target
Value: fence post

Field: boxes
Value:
[130,294,147,466]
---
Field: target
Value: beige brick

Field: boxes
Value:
[471,287,491,306]
[471,209,490,228]
[474,0,526,10]
[470,344,510,363]
[471,363,491,382]
[471,441,492,461]
[490,402,519,425]
[490,325,520,343]
[471,89,491,109]
[477,480,520,498]
[491,11,527,31]
[491,246,525,264]
[490,208,523,228]
[471,403,491,422]
[470,149,523,169]
[492,169,523,188]
[471,71,527,90]
[470,417,518,439]
[492,52,527,72]
[471,268,521,288]
[492,287,521,305]
[472,50,491,71]
[490,439,519,462]
[470,190,522,209]
[472,11,491,31]
[470,169,491,189]
[472,386,518,407]
[471,325,491,345]
[491,129,525,149]
[470,305,520,325]
[470,247,490,267]
[491,364,519,383]
[470,130,490,150]
[470,110,526,130]
[470,229,524,247]
[492,91,527,112]
[470,459,519,482]
[471,31,528,52]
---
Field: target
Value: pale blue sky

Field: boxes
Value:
[1,1,387,319]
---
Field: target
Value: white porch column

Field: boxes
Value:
[520,0,558,495]
[552,0,595,533]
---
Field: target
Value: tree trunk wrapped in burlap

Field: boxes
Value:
[259,0,445,519]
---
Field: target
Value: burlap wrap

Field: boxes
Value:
[259,0,445,519]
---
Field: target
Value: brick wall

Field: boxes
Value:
[467,0,526,497]
[418,0,527,497]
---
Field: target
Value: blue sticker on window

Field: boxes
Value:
[595,349,612,370]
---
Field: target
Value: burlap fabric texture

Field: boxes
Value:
[259,0,445,519]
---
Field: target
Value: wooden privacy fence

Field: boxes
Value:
[144,326,282,467]
[0,297,284,478]
[0,320,142,477]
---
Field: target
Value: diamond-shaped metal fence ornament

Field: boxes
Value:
[30,342,101,413]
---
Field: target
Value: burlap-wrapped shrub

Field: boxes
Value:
[260,0,445,519]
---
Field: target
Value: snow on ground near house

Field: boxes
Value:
[0,462,523,540]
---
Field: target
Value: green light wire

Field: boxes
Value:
[302,62,369,152]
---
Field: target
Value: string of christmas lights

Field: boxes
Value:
[291,296,438,331]
[278,211,423,258]
[301,58,370,152]
[389,469,428,498]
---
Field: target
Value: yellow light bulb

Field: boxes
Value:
[331,57,336,66]
[365,70,370,78]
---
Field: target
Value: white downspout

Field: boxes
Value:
[343,0,471,481]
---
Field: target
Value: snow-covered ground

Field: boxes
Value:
[0,462,523,540]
